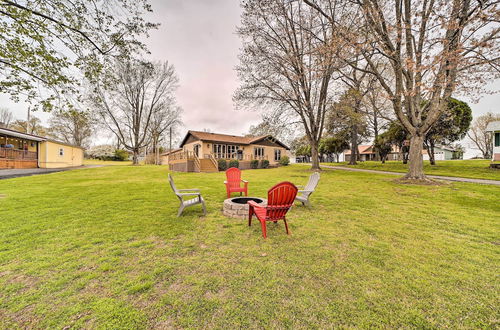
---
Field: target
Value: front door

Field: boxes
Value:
[194,144,200,157]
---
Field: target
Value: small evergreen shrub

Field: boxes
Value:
[218,159,227,171]
[279,155,290,166]
[250,159,259,169]
[114,149,129,161]
[228,159,239,169]
[261,159,270,168]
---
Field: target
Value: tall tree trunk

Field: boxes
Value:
[349,124,358,165]
[429,140,436,165]
[310,142,320,170]
[402,144,409,164]
[373,111,379,140]
[424,139,436,166]
[405,135,425,179]
[132,149,139,165]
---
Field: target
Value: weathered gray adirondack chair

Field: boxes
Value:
[168,174,206,217]
[295,172,320,206]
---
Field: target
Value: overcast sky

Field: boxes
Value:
[0,0,260,141]
[0,0,498,148]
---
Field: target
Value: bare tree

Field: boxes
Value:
[235,0,342,170]
[305,0,500,180]
[0,107,13,127]
[91,60,179,165]
[363,77,393,140]
[467,112,500,159]
[337,56,376,165]
[10,117,47,136]
[246,111,300,147]
[49,109,95,148]
[148,104,182,165]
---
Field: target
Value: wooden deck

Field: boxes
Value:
[0,159,38,169]
[0,148,38,169]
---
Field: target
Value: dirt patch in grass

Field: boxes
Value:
[4,273,40,294]
[0,194,6,199]
[0,303,39,328]
[393,177,447,185]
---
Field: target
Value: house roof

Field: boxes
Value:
[160,148,182,156]
[0,127,84,149]
[486,121,500,132]
[180,130,290,150]
[0,127,46,142]
[344,145,374,155]
[46,139,84,149]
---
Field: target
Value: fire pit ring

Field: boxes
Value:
[223,197,267,219]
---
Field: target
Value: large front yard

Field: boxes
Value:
[0,165,498,328]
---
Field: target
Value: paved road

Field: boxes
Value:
[319,164,500,186]
[0,165,102,180]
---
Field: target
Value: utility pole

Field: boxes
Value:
[168,126,172,167]
[26,106,31,133]
[169,126,172,152]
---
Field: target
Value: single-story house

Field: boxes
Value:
[344,145,400,162]
[0,127,84,169]
[422,145,458,161]
[486,121,500,165]
[164,130,289,172]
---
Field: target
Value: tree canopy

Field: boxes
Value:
[0,0,157,111]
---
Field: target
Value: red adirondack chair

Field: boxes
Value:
[248,182,298,238]
[224,167,248,198]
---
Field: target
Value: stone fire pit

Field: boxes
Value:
[223,197,267,219]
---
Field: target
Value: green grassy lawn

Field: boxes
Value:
[325,159,500,180]
[0,165,498,328]
[83,159,133,166]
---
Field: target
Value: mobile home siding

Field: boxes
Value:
[38,141,83,168]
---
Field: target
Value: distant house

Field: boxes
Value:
[486,121,500,164]
[344,145,400,162]
[163,130,289,172]
[0,127,84,169]
[423,145,459,161]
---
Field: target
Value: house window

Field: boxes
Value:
[254,147,264,158]
[213,144,224,157]
[59,148,64,156]
[227,145,238,158]
[274,149,281,161]
[495,132,500,147]
[213,144,239,159]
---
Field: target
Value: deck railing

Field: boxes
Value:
[168,151,195,161]
[0,147,37,160]
[193,153,200,172]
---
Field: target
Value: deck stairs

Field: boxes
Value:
[200,159,218,172]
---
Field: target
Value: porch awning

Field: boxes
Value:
[0,128,46,142]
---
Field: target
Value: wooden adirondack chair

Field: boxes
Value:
[224,167,248,198]
[295,172,320,207]
[168,174,206,217]
[248,181,298,238]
